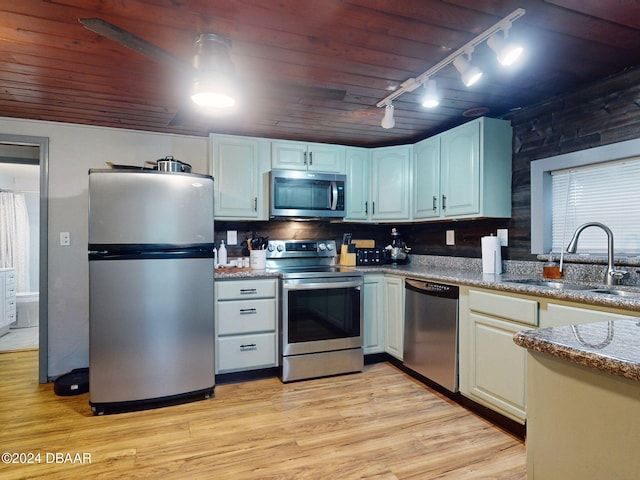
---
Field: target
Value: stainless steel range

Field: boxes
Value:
[266,239,364,383]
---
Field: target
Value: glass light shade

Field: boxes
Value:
[191,76,236,108]
[191,33,237,108]
[453,56,483,87]
[381,104,395,129]
[487,34,523,66]
[421,79,440,108]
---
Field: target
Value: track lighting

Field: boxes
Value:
[452,55,483,87]
[421,79,440,108]
[375,8,526,127]
[487,32,523,66]
[191,33,237,108]
[381,103,395,129]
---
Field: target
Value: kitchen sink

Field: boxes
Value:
[589,289,640,298]
[505,279,593,290]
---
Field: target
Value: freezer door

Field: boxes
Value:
[89,256,214,404]
[89,170,214,246]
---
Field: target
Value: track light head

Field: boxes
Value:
[453,56,483,87]
[487,33,523,66]
[421,79,440,108]
[381,104,395,129]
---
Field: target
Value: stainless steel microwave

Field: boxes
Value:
[270,169,346,219]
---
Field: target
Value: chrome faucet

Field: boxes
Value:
[566,222,629,286]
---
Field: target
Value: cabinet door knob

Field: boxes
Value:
[239,308,257,315]
[432,195,437,212]
[442,195,447,210]
[240,343,257,351]
[309,151,313,165]
[239,288,257,295]
[303,151,308,165]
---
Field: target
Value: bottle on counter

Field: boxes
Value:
[218,240,227,266]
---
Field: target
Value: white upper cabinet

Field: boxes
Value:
[370,145,412,221]
[344,147,371,221]
[209,134,270,220]
[440,120,481,217]
[413,117,512,221]
[271,140,345,173]
[412,136,441,220]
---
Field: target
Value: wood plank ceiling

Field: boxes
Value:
[1,0,639,147]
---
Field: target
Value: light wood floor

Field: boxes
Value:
[0,350,526,479]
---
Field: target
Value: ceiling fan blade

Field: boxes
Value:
[79,18,191,71]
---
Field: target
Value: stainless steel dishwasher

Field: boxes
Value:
[403,278,459,392]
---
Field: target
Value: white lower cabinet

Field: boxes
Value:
[215,278,278,374]
[460,288,539,424]
[539,301,639,328]
[0,268,16,333]
[383,275,405,360]
[363,274,385,354]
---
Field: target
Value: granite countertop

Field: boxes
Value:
[514,320,640,382]
[216,262,640,311]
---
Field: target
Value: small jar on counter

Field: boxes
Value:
[543,261,563,279]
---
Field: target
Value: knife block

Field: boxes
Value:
[339,244,356,266]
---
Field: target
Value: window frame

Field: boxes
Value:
[530,137,640,254]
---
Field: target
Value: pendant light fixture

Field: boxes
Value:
[191,33,237,108]
[421,79,440,108]
[376,8,526,128]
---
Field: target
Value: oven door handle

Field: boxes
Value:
[283,279,363,291]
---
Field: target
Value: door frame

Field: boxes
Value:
[0,134,49,383]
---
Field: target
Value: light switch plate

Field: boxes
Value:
[497,228,509,247]
[446,230,455,246]
[227,230,238,245]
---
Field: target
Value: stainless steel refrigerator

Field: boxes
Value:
[88,169,215,414]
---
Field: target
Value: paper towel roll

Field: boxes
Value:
[481,236,502,274]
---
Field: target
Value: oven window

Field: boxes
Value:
[287,286,360,343]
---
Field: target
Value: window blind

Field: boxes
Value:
[551,157,640,254]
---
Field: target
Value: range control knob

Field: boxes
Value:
[277,243,285,252]
[267,243,276,252]
[318,243,326,251]
[326,243,334,250]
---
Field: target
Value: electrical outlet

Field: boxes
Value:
[497,228,509,247]
[446,230,455,246]
[60,231,70,246]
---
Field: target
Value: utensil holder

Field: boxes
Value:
[250,250,267,270]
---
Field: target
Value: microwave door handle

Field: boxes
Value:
[330,181,338,210]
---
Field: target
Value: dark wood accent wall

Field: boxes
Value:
[505,65,640,260]
[217,65,640,261]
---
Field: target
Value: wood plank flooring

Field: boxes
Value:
[0,351,526,479]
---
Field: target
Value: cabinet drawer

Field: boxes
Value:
[217,333,277,372]
[4,270,16,286]
[218,298,276,335]
[469,289,538,326]
[5,285,16,299]
[216,279,277,300]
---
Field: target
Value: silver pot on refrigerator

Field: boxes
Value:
[156,156,192,173]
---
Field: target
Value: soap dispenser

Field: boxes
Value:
[218,240,227,266]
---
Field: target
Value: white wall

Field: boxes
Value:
[0,117,209,377]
